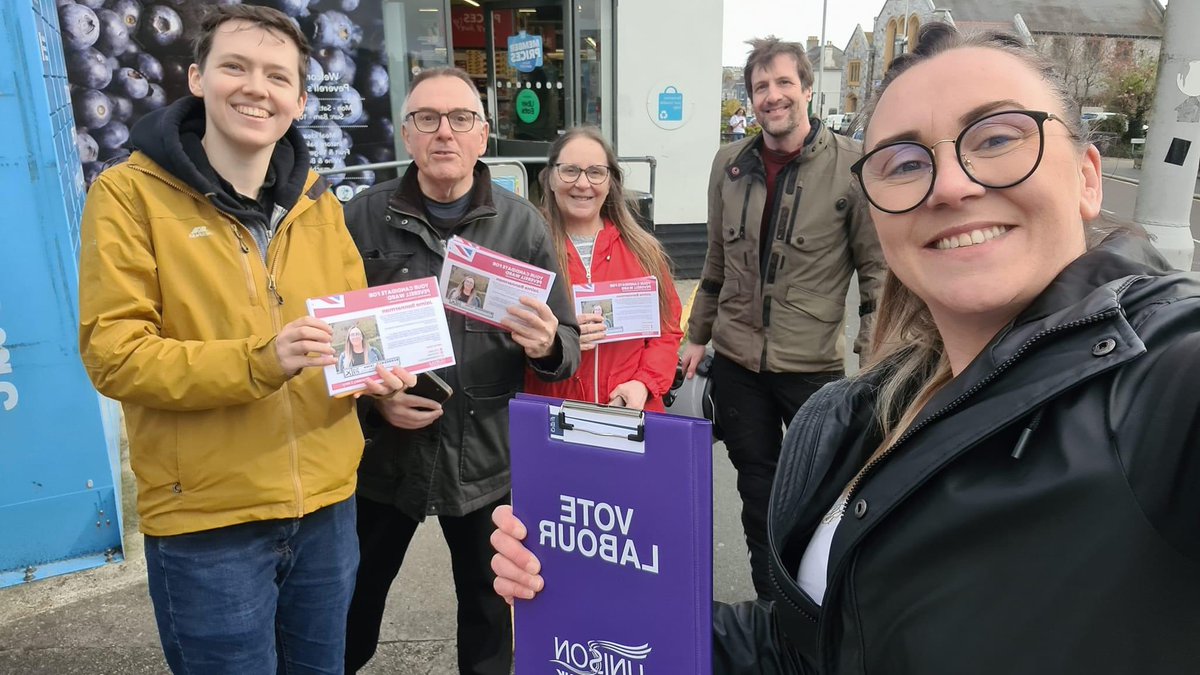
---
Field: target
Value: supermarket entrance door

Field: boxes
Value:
[482,0,567,158]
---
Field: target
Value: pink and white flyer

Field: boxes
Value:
[307,277,456,397]
[573,276,661,343]
[439,236,556,329]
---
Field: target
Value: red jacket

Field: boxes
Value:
[525,221,683,412]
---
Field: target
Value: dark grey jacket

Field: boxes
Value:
[713,233,1200,674]
[344,162,580,520]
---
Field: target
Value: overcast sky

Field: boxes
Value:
[722,0,884,67]
[722,0,1171,67]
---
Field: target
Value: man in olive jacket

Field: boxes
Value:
[680,37,885,599]
[342,67,580,675]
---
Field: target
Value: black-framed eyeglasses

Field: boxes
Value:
[850,110,1070,214]
[405,108,482,133]
[554,163,611,185]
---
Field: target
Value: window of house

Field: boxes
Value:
[848,60,862,85]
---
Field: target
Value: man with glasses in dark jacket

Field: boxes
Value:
[341,67,580,675]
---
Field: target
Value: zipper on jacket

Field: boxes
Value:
[132,162,312,516]
[835,305,1123,520]
[766,381,841,625]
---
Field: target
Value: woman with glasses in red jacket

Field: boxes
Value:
[524,127,682,411]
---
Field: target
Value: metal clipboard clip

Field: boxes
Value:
[550,401,646,453]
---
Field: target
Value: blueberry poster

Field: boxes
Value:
[59,0,397,200]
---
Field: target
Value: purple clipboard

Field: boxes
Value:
[509,394,713,675]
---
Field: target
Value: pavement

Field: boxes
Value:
[1100,156,1200,196]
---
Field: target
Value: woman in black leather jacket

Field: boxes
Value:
[490,23,1200,674]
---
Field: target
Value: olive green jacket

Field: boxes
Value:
[688,125,885,373]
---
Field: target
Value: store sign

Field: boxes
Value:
[58,1,397,200]
[646,83,691,130]
[451,8,513,49]
[507,31,543,73]
[657,86,683,121]
[0,326,17,412]
[515,88,541,123]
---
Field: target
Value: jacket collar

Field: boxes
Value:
[726,118,828,181]
[387,160,498,226]
[129,96,312,217]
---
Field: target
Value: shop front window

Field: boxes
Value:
[574,0,611,133]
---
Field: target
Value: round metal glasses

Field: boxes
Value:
[849,110,1070,214]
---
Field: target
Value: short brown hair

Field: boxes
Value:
[193,5,311,85]
[743,36,814,94]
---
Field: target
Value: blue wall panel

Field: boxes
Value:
[0,0,124,587]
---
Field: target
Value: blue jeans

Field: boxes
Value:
[144,498,359,675]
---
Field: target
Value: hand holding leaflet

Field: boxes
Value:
[440,236,556,330]
[307,277,456,397]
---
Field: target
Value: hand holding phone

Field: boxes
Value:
[407,371,453,406]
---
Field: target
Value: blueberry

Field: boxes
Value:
[299,127,328,160]
[356,62,388,99]
[344,153,374,185]
[330,86,363,124]
[107,0,143,33]
[138,83,167,111]
[73,88,113,129]
[109,94,134,122]
[339,0,360,12]
[314,47,355,85]
[109,67,149,99]
[322,155,347,185]
[67,47,113,90]
[83,161,105,186]
[94,8,133,53]
[75,128,99,162]
[298,94,320,126]
[106,54,120,73]
[362,143,395,165]
[311,11,356,51]
[122,51,163,83]
[99,146,132,165]
[93,120,130,150]
[306,56,324,90]
[77,0,106,9]
[138,5,182,48]
[264,0,308,18]
[59,3,101,50]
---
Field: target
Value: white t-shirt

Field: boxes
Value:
[797,502,844,604]
[729,113,747,134]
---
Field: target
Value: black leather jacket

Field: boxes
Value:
[343,162,580,520]
[713,233,1200,674]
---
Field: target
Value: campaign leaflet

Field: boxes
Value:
[439,236,556,329]
[573,277,661,344]
[306,278,456,397]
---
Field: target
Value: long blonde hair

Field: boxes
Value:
[539,127,674,319]
[859,23,1091,450]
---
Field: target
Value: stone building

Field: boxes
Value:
[845,0,1164,107]
[806,36,845,118]
[842,25,874,115]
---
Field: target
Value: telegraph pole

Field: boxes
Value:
[817,0,828,117]
[1133,0,1200,270]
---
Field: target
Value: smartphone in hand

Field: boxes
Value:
[407,371,453,405]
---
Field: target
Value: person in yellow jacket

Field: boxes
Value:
[76,6,412,673]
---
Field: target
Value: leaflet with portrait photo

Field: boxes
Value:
[439,235,556,329]
[306,277,456,397]
[573,276,661,344]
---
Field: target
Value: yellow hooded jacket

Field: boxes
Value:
[78,151,366,536]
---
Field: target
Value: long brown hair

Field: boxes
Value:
[539,127,674,319]
[859,23,1091,450]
